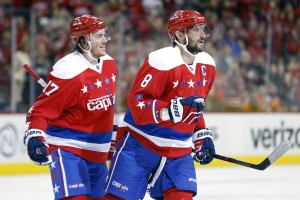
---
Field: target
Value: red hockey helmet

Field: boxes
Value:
[167,10,207,42]
[70,14,106,43]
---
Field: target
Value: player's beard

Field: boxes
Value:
[187,42,203,55]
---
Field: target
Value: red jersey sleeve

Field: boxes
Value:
[26,74,81,132]
[127,56,170,125]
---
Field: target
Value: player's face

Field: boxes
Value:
[90,29,108,57]
[186,24,207,54]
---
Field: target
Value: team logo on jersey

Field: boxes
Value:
[188,178,197,183]
[87,94,115,111]
[112,180,129,192]
[68,183,85,189]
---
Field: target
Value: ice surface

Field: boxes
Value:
[0,165,299,200]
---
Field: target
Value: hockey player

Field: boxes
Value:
[104,10,216,200]
[23,15,118,200]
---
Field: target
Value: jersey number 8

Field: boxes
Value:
[140,74,152,88]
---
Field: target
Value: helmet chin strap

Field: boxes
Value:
[79,41,98,62]
[78,34,99,62]
[174,35,196,57]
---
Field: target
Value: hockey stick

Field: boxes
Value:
[22,66,293,171]
[23,64,47,87]
[195,140,293,170]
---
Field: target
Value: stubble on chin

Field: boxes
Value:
[187,43,204,54]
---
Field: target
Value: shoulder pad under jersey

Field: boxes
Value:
[50,52,89,79]
[195,52,216,68]
[148,46,184,71]
[50,52,114,79]
[101,54,114,61]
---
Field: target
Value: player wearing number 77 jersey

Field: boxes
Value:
[105,10,216,200]
[23,15,118,200]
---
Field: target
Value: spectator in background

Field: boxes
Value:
[223,61,244,111]
[0,7,10,33]
[221,28,242,60]
[15,35,31,112]
[1,0,300,112]
[0,27,11,111]
[288,57,300,110]
[0,62,10,111]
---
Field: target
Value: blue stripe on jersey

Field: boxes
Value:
[123,110,191,141]
[46,126,112,144]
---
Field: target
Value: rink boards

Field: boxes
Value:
[0,113,299,175]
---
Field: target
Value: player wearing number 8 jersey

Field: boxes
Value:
[105,10,216,200]
[23,15,118,199]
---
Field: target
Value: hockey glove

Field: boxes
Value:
[167,96,204,124]
[24,129,52,165]
[193,128,215,165]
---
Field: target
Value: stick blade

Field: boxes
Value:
[257,140,293,170]
[268,140,293,164]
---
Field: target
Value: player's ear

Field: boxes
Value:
[175,30,184,42]
[78,36,88,50]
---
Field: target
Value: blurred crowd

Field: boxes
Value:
[0,0,299,112]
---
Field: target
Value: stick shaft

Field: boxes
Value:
[23,64,47,87]
[214,153,268,170]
